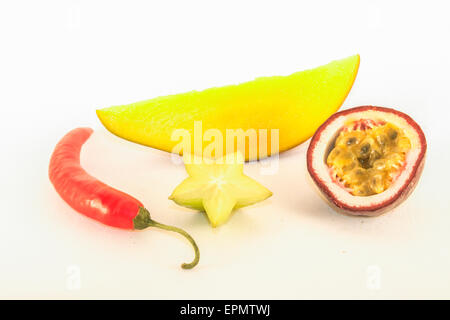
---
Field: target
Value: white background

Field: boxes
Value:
[1,0,450,299]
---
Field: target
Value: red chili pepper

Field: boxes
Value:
[49,127,199,269]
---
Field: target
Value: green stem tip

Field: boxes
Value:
[133,207,200,269]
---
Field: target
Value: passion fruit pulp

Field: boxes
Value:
[327,120,411,196]
[307,106,426,216]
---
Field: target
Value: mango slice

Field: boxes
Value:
[97,55,359,160]
[169,154,272,227]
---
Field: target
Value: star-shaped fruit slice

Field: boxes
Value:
[169,154,272,227]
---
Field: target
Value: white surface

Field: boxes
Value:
[1,0,450,299]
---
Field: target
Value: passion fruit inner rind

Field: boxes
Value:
[307,106,426,216]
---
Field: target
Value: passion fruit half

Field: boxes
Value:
[307,106,426,216]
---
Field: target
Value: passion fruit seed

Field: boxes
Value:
[369,172,385,194]
[326,121,411,196]
[335,130,365,148]
[373,159,386,170]
[398,136,411,152]
[376,133,388,146]
[360,143,371,157]
[388,129,398,140]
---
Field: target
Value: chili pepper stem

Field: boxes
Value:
[133,207,200,269]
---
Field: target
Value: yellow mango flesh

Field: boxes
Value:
[97,55,359,160]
